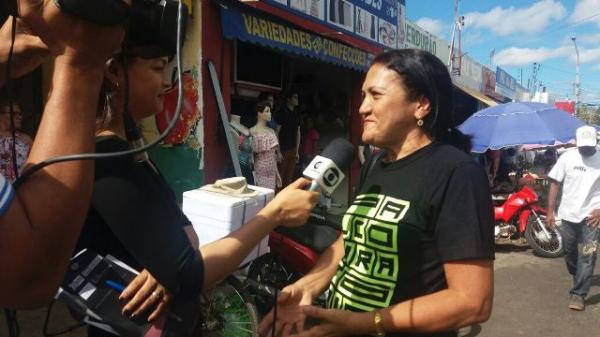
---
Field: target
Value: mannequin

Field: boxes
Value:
[251,101,281,190]
[0,102,32,183]
[230,114,254,184]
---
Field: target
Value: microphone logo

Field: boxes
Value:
[322,167,341,188]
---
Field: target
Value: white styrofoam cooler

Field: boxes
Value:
[182,184,274,266]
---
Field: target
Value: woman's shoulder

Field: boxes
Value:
[426,143,485,177]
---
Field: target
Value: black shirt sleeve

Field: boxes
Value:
[91,139,203,298]
[433,161,495,262]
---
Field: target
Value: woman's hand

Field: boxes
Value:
[276,173,282,188]
[119,269,171,322]
[258,282,314,337]
[260,177,319,227]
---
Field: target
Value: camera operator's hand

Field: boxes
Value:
[17,0,128,66]
[0,17,48,87]
[260,177,320,228]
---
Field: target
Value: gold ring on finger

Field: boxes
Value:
[151,290,162,300]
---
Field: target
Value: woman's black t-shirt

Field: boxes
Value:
[77,136,204,299]
[327,142,494,337]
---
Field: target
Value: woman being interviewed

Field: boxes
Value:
[259,49,494,337]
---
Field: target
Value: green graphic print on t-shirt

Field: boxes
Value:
[327,192,410,311]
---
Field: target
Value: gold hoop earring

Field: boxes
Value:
[417,119,424,127]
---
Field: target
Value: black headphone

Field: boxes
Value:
[9,0,187,56]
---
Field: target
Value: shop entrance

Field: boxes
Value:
[231,41,362,208]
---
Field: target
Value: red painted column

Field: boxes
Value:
[202,0,233,184]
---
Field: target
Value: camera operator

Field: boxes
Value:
[0,0,126,308]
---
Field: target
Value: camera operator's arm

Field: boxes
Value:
[200,178,319,288]
[0,1,125,308]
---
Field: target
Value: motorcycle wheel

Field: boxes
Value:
[525,213,564,258]
[245,253,300,314]
[200,276,260,337]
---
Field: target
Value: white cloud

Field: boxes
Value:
[570,0,600,27]
[464,0,567,36]
[415,17,446,37]
[462,30,485,48]
[575,47,600,63]
[494,46,571,66]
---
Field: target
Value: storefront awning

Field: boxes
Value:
[454,82,498,107]
[220,5,372,72]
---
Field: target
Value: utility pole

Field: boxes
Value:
[448,0,464,75]
[571,37,581,117]
[529,62,540,97]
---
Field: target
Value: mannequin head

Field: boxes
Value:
[255,101,272,126]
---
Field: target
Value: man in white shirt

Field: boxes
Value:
[547,125,600,311]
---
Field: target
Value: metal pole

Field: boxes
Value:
[571,37,581,117]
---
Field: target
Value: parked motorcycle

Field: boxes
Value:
[243,207,343,314]
[494,185,564,258]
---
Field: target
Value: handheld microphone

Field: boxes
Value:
[303,138,354,196]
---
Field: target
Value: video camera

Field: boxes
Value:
[8,0,188,56]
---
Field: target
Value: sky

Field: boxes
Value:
[407,0,600,105]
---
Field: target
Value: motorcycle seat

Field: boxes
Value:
[275,224,340,254]
[494,206,504,220]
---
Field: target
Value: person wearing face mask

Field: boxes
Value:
[250,100,281,190]
[547,125,600,311]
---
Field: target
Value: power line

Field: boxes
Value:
[533,12,600,41]
[484,11,600,64]
[542,64,575,75]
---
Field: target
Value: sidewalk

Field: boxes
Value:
[461,249,600,337]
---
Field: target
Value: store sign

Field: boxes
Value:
[495,66,516,100]
[482,67,496,97]
[401,20,450,64]
[453,55,483,92]
[221,7,372,71]
[258,0,406,49]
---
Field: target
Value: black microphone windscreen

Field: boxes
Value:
[321,138,355,170]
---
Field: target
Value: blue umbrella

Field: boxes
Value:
[458,102,585,153]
